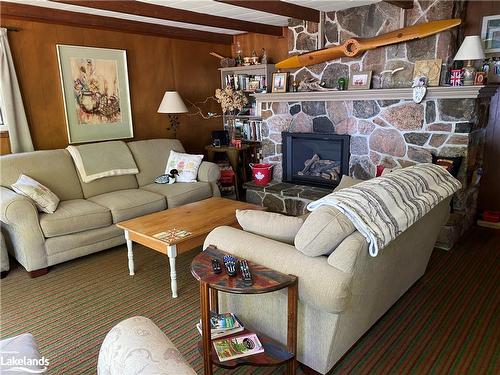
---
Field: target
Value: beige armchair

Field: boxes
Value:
[98,316,196,375]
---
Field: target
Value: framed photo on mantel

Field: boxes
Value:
[56,45,133,144]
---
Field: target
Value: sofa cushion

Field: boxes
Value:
[141,182,212,208]
[127,139,185,187]
[88,189,166,223]
[294,205,356,257]
[39,199,112,238]
[236,210,304,245]
[0,149,83,200]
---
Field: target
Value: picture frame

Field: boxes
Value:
[348,70,372,90]
[56,45,134,144]
[271,72,288,93]
[413,59,442,87]
[474,72,487,86]
[481,15,500,54]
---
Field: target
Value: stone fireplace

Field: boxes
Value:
[244,0,498,250]
[282,132,350,188]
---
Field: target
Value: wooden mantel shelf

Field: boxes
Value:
[253,85,499,103]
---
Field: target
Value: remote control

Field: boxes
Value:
[211,258,222,274]
[223,255,238,277]
[239,259,253,286]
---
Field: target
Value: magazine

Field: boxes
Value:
[213,333,264,362]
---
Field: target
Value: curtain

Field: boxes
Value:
[0,28,33,153]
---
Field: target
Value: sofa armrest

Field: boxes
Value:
[0,186,47,271]
[204,226,352,313]
[197,161,220,183]
[98,316,196,375]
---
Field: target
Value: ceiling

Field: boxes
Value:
[1,0,397,44]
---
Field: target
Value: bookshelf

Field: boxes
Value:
[219,64,276,142]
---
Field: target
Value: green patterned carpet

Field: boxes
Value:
[1,226,499,374]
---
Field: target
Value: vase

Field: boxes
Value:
[226,114,237,142]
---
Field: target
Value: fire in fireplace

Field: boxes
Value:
[282,132,350,188]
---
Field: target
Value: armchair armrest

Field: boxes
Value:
[197,161,220,183]
[204,226,352,313]
[0,186,47,271]
[98,316,196,375]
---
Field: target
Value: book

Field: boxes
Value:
[208,312,241,332]
[196,321,244,339]
[213,333,264,362]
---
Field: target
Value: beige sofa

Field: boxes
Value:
[204,197,451,374]
[0,139,220,277]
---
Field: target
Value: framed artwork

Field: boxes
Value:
[271,72,288,93]
[474,72,487,85]
[413,59,442,86]
[348,70,372,90]
[481,15,500,53]
[56,45,133,144]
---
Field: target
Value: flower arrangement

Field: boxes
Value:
[214,86,248,114]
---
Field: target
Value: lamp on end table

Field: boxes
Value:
[158,91,188,136]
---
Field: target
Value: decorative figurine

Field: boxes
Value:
[260,48,267,65]
[292,80,299,92]
[337,77,347,90]
[154,169,179,184]
[412,76,428,103]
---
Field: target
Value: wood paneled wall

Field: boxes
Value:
[0,19,231,153]
[232,30,289,64]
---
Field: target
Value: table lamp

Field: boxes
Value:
[453,35,485,86]
[158,91,188,135]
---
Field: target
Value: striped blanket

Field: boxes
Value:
[307,164,462,257]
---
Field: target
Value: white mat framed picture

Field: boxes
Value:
[481,15,500,54]
[56,45,133,144]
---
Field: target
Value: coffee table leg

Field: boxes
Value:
[124,230,134,276]
[167,245,178,298]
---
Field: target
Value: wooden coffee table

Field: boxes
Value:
[116,197,265,298]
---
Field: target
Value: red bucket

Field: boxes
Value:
[250,163,273,186]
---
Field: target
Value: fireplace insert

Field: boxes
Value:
[282,132,350,188]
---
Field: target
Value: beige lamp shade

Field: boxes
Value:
[454,36,485,61]
[157,91,188,113]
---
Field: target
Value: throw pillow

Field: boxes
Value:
[11,174,60,213]
[236,210,304,245]
[333,175,363,192]
[166,150,203,183]
[294,205,356,257]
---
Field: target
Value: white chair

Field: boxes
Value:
[98,316,196,375]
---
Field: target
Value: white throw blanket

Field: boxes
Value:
[307,164,462,257]
[67,141,138,183]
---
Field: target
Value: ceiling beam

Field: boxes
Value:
[215,0,320,23]
[50,0,285,37]
[383,1,414,9]
[0,2,234,44]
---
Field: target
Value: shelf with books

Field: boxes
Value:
[219,64,275,143]
[191,245,298,374]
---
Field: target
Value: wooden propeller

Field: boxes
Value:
[276,19,461,69]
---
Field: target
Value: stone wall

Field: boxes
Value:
[288,0,466,89]
[255,0,493,248]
